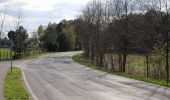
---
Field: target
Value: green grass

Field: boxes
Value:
[72,54,107,72]
[18,51,48,60]
[3,67,29,100]
[73,54,170,87]
[0,48,48,61]
[0,48,14,61]
[127,55,145,71]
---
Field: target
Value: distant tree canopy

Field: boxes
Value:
[39,20,77,52]
[40,23,59,52]
[8,26,28,58]
[0,37,10,48]
[29,32,39,49]
[37,25,45,39]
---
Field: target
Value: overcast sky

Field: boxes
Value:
[0,0,90,36]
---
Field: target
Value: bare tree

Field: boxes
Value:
[0,9,7,43]
[76,0,170,85]
[13,8,22,30]
[162,0,170,85]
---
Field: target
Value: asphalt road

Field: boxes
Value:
[1,52,170,100]
[0,65,8,100]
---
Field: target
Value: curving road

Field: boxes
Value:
[1,52,169,100]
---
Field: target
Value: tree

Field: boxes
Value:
[37,25,45,39]
[75,0,170,84]
[0,37,10,48]
[40,21,76,52]
[58,32,71,52]
[40,23,59,52]
[30,32,39,49]
[62,20,77,50]
[8,26,28,58]
[161,0,170,85]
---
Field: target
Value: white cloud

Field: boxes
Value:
[20,0,57,11]
[0,0,90,35]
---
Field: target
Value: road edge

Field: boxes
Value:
[22,68,39,100]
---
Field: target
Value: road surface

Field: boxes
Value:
[22,52,170,100]
[1,52,170,100]
[0,65,8,100]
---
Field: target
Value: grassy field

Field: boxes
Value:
[3,67,29,100]
[0,48,45,61]
[0,48,13,61]
[73,54,170,87]
[19,51,47,60]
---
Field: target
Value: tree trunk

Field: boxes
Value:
[122,54,127,73]
[20,39,22,57]
[146,55,149,78]
[103,55,108,70]
[118,54,122,72]
[91,47,95,64]
[99,53,104,67]
[166,32,169,85]
[111,55,114,71]
[84,43,89,58]
[96,51,99,66]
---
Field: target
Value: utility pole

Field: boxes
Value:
[166,31,170,86]
[10,33,13,74]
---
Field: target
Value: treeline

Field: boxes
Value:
[11,26,28,54]
[75,0,170,84]
[0,37,10,48]
[37,20,78,52]
[7,26,46,59]
[8,26,32,58]
[4,19,79,59]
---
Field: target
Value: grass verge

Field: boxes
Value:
[18,52,48,60]
[3,67,29,100]
[73,54,170,87]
